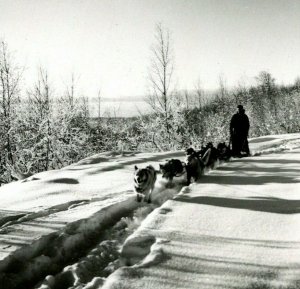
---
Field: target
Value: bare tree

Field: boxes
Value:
[255,71,276,97]
[0,40,23,166]
[184,89,190,110]
[218,73,227,100]
[194,78,204,109]
[255,71,278,118]
[64,72,79,110]
[97,89,102,120]
[80,95,90,119]
[233,80,248,106]
[27,67,53,171]
[29,67,51,119]
[147,23,175,143]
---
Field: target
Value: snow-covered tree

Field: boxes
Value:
[0,40,23,183]
[147,23,175,147]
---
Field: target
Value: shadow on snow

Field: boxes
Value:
[175,195,300,214]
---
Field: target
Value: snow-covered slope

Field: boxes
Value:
[0,133,300,289]
[0,150,187,288]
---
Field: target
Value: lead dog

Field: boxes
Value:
[134,165,157,203]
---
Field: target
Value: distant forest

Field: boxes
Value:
[1,33,300,185]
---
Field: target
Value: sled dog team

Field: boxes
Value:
[134,142,232,203]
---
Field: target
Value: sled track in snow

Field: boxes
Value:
[0,180,186,289]
[0,196,137,289]
[33,181,187,289]
[0,200,90,230]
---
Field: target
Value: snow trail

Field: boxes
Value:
[0,133,300,288]
[102,136,300,289]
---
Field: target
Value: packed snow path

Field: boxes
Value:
[103,136,300,289]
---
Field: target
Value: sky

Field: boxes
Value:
[1,0,300,100]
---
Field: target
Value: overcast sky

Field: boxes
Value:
[1,0,300,99]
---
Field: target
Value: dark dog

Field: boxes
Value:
[197,142,219,169]
[217,142,231,161]
[134,165,157,203]
[185,147,211,185]
[186,147,196,156]
[159,159,185,182]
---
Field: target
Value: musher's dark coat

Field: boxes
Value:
[230,111,250,155]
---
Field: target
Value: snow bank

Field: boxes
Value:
[249,133,300,155]
[0,196,139,289]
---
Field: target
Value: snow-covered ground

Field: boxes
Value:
[0,133,300,289]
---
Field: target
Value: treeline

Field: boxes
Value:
[0,41,136,184]
[0,38,300,185]
[136,72,300,153]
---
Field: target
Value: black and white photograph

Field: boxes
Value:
[0,0,300,288]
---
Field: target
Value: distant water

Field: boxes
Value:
[89,99,151,118]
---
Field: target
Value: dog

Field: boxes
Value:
[217,142,231,161]
[197,142,219,169]
[134,165,157,203]
[186,147,196,156]
[159,159,185,182]
[185,147,211,185]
